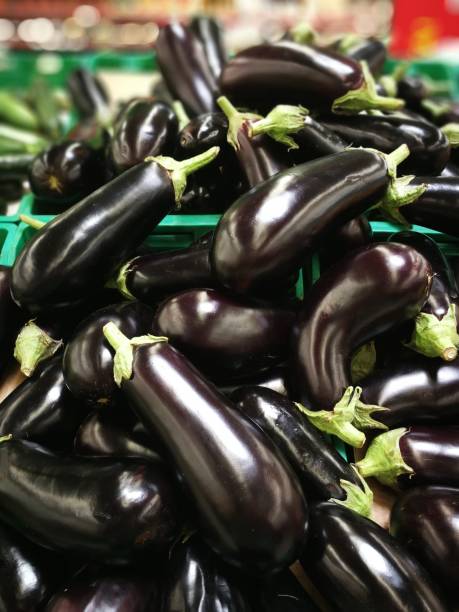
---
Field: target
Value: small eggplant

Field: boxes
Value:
[211,146,417,296]
[356,425,459,489]
[103,324,308,574]
[153,289,295,381]
[63,301,154,407]
[109,99,178,173]
[162,537,252,611]
[156,23,218,117]
[291,243,432,447]
[0,438,180,562]
[67,68,111,124]
[300,501,448,612]
[189,15,227,81]
[231,386,371,512]
[11,146,219,314]
[254,568,320,611]
[390,485,459,603]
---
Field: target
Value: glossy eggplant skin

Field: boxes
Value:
[190,16,226,82]
[0,266,24,374]
[156,23,218,117]
[109,99,178,173]
[254,568,320,612]
[292,243,431,410]
[390,486,459,603]
[345,37,386,75]
[322,113,450,175]
[67,68,110,122]
[441,162,459,177]
[402,177,459,236]
[121,341,308,574]
[234,126,288,189]
[290,116,346,164]
[232,386,359,501]
[397,76,428,112]
[211,149,388,296]
[162,538,252,612]
[178,112,229,155]
[0,439,180,562]
[301,501,448,612]
[220,366,288,397]
[11,160,174,314]
[63,301,154,407]
[220,42,363,109]
[153,289,295,381]
[322,215,372,270]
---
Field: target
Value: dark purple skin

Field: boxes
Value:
[11,160,175,314]
[396,76,428,112]
[211,149,389,296]
[402,177,459,236]
[390,486,459,603]
[109,99,178,173]
[29,141,104,205]
[63,301,154,407]
[441,162,459,177]
[292,243,432,410]
[301,501,448,612]
[220,366,288,397]
[189,15,227,81]
[75,412,161,463]
[344,37,387,75]
[289,115,346,164]
[119,340,308,574]
[0,266,24,374]
[156,22,218,117]
[0,356,86,451]
[322,113,450,175]
[153,288,295,381]
[254,568,320,612]
[177,112,229,155]
[231,386,359,501]
[0,439,180,562]
[67,68,110,121]
[321,215,373,270]
[220,41,363,109]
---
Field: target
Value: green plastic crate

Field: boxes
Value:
[384,57,459,99]
[0,223,19,266]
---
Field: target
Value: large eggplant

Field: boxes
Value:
[291,243,432,447]
[189,15,227,81]
[153,289,295,381]
[300,501,448,611]
[0,438,180,562]
[103,324,308,574]
[11,147,218,313]
[390,485,459,603]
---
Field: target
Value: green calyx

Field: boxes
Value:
[103,322,168,387]
[351,341,377,383]
[377,174,426,226]
[355,427,413,488]
[406,303,459,362]
[441,123,459,147]
[172,100,190,131]
[378,75,397,98]
[115,258,137,300]
[332,61,405,114]
[249,104,309,149]
[331,465,374,518]
[14,320,63,377]
[216,95,261,150]
[147,146,220,204]
[290,23,317,45]
[421,98,451,119]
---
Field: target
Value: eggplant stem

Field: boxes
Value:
[14,320,63,377]
[249,104,309,149]
[336,33,362,54]
[115,258,137,300]
[331,466,374,518]
[441,122,459,147]
[406,304,459,361]
[377,175,427,226]
[216,95,261,150]
[20,214,46,229]
[421,98,451,118]
[172,100,190,131]
[290,22,317,45]
[0,434,12,444]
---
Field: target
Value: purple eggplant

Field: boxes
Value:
[177,111,229,155]
[300,501,448,612]
[390,485,459,603]
[254,568,320,611]
[189,15,227,81]
[220,366,288,397]
[321,215,373,270]
[153,289,295,381]
[338,36,387,76]
[63,301,154,407]
[441,162,459,177]
[0,265,24,375]
[0,438,180,562]
[67,68,110,124]
[11,147,219,314]
[103,324,308,574]
[291,243,432,447]
[156,23,218,117]
[109,99,178,173]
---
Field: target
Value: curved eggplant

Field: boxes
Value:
[390,485,459,603]
[153,289,295,381]
[109,99,178,173]
[67,68,110,124]
[103,325,308,574]
[11,147,219,314]
[189,15,227,81]
[63,301,154,407]
[291,243,432,447]
[156,23,218,117]
[0,438,180,562]
[300,501,448,611]
[162,537,252,611]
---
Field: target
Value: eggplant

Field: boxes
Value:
[156,23,218,117]
[189,15,227,81]
[390,485,459,603]
[67,68,111,124]
[254,568,320,611]
[220,366,288,397]
[282,114,347,164]
[441,162,459,177]
[103,324,308,574]
[177,111,229,155]
[339,36,387,76]
[291,243,432,447]
[321,215,373,270]
[11,146,219,314]
[220,41,402,113]
[75,412,161,463]
[153,289,295,381]
[211,146,415,296]
[0,438,180,561]
[356,425,459,489]
[0,266,24,375]
[63,301,154,407]
[231,386,370,511]
[300,501,448,612]
[162,537,252,611]
[116,244,213,304]
[322,112,450,175]
[0,152,34,181]
[109,99,178,173]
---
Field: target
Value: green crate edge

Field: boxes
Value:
[0,223,19,266]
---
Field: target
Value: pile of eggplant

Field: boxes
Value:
[2,14,459,612]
